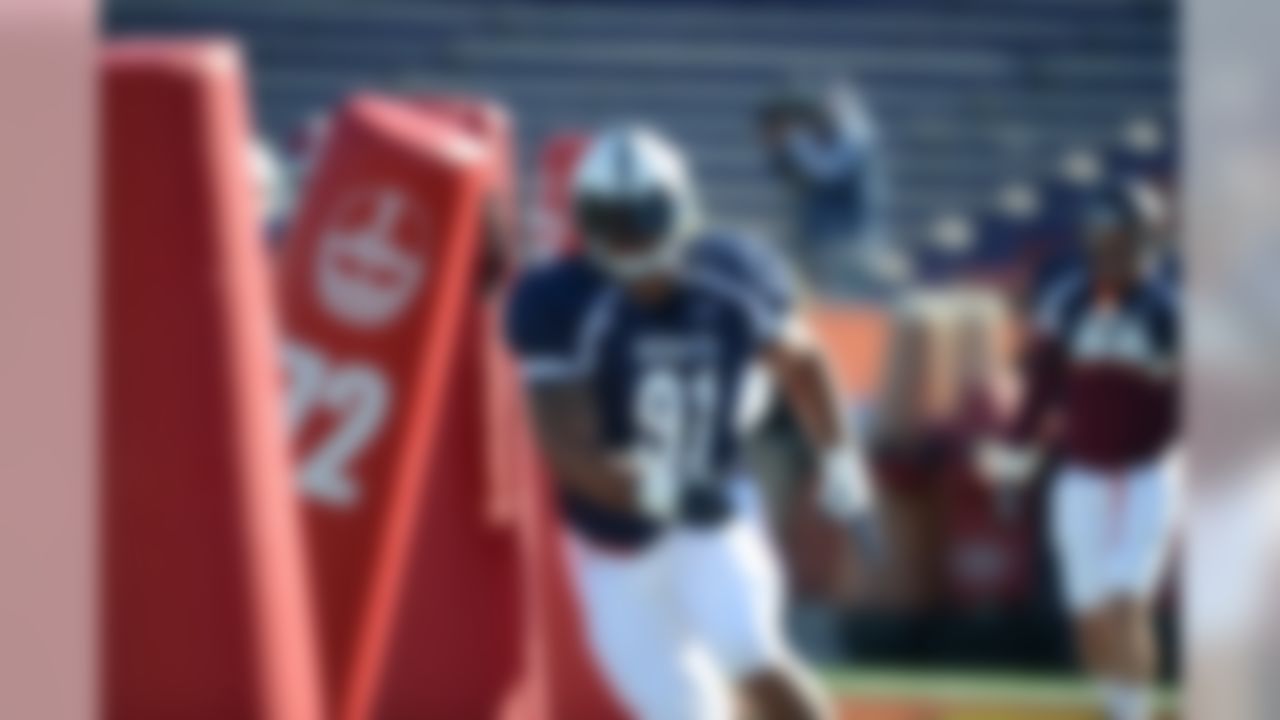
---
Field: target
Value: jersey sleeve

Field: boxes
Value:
[692,232,798,346]
[504,266,591,383]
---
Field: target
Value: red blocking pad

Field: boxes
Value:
[277,95,491,719]
[372,300,528,718]
[410,96,515,201]
[370,99,534,718]
[103,39,324,720]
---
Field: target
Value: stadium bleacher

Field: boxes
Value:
[107,0,1174,248]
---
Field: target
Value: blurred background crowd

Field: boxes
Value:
[108,0,1179,684]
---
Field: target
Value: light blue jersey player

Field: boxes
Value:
[506,125,877,720]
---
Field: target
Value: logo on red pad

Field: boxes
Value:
[316,186,428,329]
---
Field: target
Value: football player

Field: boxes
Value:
[981,182,1180,720]
[506,125,878,720]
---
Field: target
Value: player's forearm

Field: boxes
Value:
[527,383,640,514]
[767,339,848,452]
[543,442,637,512]
[765,334,874,518]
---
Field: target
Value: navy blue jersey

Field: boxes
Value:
[505,231,794,545]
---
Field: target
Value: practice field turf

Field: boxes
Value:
[823,667,1179,719]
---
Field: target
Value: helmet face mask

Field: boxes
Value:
[572,126,699,283]
[577,188,684,280]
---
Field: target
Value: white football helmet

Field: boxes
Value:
[572,125,701,281]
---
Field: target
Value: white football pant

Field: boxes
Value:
[563,481,790,720]
[1051,454,1182,613]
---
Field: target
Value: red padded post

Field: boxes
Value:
[370,98,536,719]
[277,95,491,719]
[103,38,324,720]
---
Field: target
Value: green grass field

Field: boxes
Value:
[821,667,1179,719]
